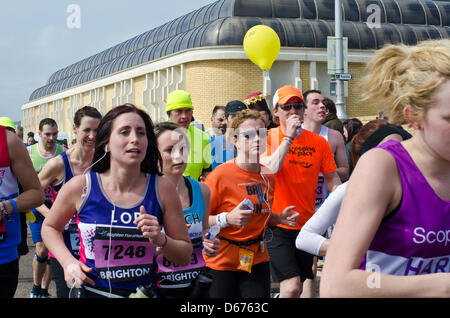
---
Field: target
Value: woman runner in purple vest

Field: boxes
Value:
[321,39,450,297]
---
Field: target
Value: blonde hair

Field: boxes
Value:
[359,39,450,126]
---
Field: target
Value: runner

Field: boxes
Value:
[28,118,64,298]
[36,106,102,297]
[299,89,349,297]
[321,39,450,297]
[42,104,192,298]
[263,85,341,298]
[204,109,299,298]
[296,120,412,257]
[0,125,44,298]
[155,122,219,298]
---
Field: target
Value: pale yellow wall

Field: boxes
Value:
[134,75,146,109]
[185,60,262,130]
[105,84,114,112]
[346,63,380,119]
[25,57,389,132]
[300,61,310,93]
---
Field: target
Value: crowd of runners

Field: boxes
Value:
[0,39,449,298]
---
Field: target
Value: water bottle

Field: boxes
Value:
[205,224,220,240]
[128,284,157,298]
[241,199,254,211]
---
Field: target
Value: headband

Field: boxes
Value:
[359,124,412,156]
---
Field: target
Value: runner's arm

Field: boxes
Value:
[6,130,44,214]
[296,182,347,256]
[157,176,193,266]
[330,129,349,182]
[41,176,82,269]
[35,156,64,217]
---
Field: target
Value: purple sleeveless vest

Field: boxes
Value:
[361,140,450,275]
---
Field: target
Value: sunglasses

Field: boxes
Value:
[238,129,267,140]
[279,102,305,111]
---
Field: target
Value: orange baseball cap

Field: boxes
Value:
[272,85,304,106]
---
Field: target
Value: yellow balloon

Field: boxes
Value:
[243,25,281,71]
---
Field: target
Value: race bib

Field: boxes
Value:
[68,224,81,257]
[0,218,6,242]
[156,247,205,273]
[315,175,327,209]
[94,226,155,283]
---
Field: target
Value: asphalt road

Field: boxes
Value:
[15,232,56,298]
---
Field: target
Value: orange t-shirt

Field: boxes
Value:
[266,127,336,230]
[204,161,275,271]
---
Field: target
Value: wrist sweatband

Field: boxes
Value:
[8,199,17,214]
[216,212,229,228]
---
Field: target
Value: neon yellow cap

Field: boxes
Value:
[165,90,194,112]
[0,117,16,130]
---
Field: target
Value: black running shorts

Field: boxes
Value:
[267,226,314,283]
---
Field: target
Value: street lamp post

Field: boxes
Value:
[335,0,348,119]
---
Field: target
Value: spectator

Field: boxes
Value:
[244,92,278,129]
[322,97,344,136]
[206,106,227,138]
[342,118,363,174]
[27,132,36,146]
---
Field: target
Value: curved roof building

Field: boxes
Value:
[21,0,449,141]
[29,0,450,101]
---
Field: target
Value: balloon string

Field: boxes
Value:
[261,69,277,92]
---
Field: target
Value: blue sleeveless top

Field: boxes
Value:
[77,171,163,291]
[56,152,79,258]
[156,177,206,289]
[61,152,74,182]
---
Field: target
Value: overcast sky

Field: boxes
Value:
[0,0,213,122]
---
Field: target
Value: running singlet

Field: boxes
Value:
[156,177,205,289]
[51,152,79,258]
[28,143,64,209]
[77,172,163,291]
[360,140,450,275]
[0,126,20,264]
[315,125,329,210]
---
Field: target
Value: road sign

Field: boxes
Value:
[327,36,348,75]
[334,73,353,81]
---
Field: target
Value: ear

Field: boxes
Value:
[403,105,422,130]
